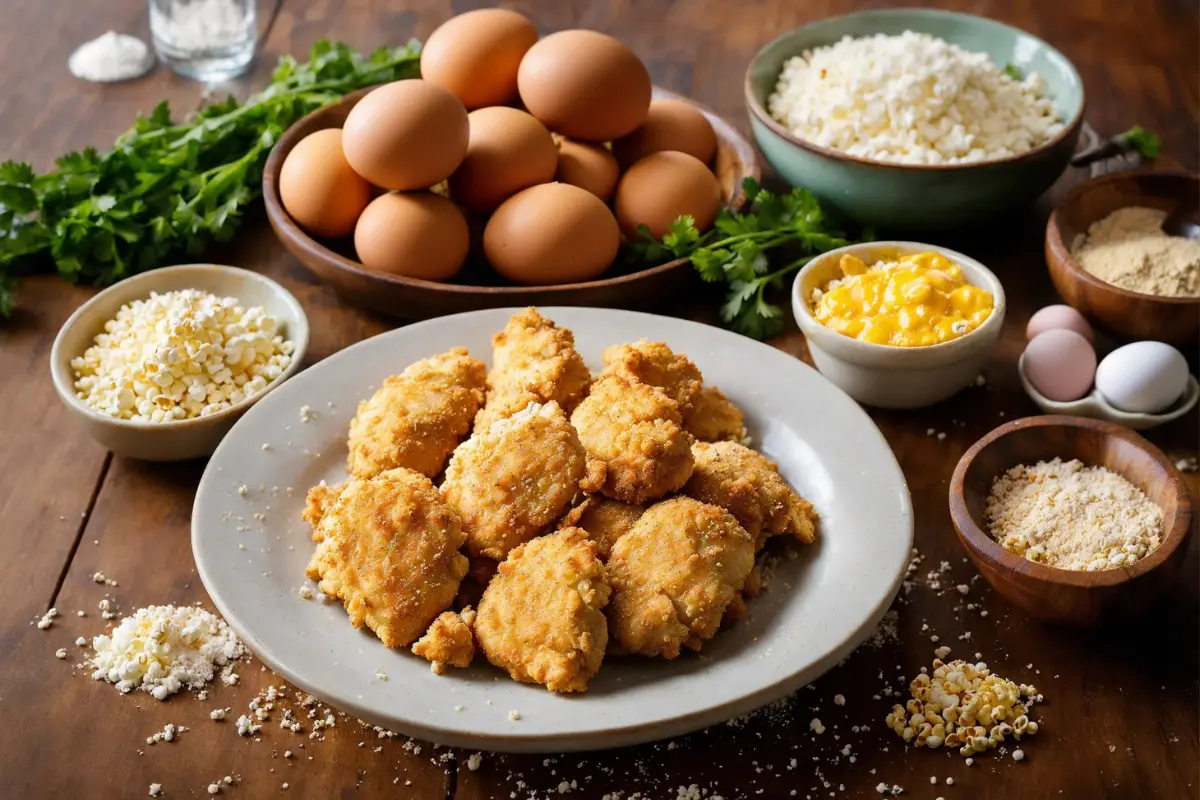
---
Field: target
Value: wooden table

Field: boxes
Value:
[1,1,1196,798]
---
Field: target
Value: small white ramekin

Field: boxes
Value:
[791,241,1006,409]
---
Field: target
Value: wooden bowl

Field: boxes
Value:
[948,415,1192,627]
[1045,171,1200,346]
[263,87,759,321]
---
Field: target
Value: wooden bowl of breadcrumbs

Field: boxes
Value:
[949,415,1192,627]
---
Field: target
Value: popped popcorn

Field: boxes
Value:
[768,31,1063,165]
[88,605,244,699]
[885,659,1040,757]
[71,289,294,422]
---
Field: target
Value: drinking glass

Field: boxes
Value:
[149,0,256,82]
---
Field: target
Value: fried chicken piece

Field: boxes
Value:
[570,375,694,504]
[412,608,477,674]
[599,340,702,413]
[454,557,499,610]
[304,468,469,648]
[302,481,346,536]
[557,496,645,561]
[682,441,817,550]
[722,563,764,626]
[607,497,755,658]
[441,401,604,560]
[474,528,610,692]
[684,385,748,444]
[347,347,486,479]
[475,308,591,432]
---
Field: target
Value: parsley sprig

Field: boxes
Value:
[631,178,856,339]
[0,40,422,319]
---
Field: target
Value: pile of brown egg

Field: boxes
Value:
[279,9,724,286]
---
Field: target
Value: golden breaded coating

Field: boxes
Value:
[600,340,702,413]
[412,608,477,674]
[684,385,748,444]
[304,468,469,648]
[570,375,694,504]
[557,496,645,561]
[475,308,591,432]
[682,441,817,549]
[347,347,486,479]
[607,498,755,658]
[474,528,610,692]
[441,401,605,560]
[302,482,346,538]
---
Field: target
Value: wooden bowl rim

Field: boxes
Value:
[1045,170,1200,307]
[262,86,760,298]
[743,8,1086,172]
[948,414,1193,588]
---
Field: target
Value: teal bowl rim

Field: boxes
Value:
[743,8,1086,172]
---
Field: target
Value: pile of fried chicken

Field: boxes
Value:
[302,308,817,693]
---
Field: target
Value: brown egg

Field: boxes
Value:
[484,183,619,285]
[342,80,469,191]
[279,129,372,239]
[517,30,651,142]
[420,9,539,110]
[613,151,722,240]
[354,192,469,282]
[554,138,620,202]
[612,98,718,168]
[448,107,558,214]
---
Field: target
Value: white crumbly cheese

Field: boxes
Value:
[466,753,483,771]
[985,458,1163,570]
[88,605,244,699]
[71,289,294,423]
[55,648,68,659]
[768,31,1063,165]
[148,784,163,797]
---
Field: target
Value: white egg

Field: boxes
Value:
[1095,342,1190,414]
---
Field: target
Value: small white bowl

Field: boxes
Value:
[791,241,1006,409]
[1017,353,1199,430]
[51,264,309,461]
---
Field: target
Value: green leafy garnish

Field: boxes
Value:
[632,177,857,340]
[0,39,422,319]
[1117,125,1161,159]
[1002,63,1023,80]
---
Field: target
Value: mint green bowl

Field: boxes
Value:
[745,9,1085,230]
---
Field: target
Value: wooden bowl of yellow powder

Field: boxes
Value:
[1045,171,1199,347]
[949,415,1192,627]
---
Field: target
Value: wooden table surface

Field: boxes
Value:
[1,1,1196,798]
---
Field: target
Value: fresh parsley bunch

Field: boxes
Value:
[0,40,422,319]
[632,177,856,339]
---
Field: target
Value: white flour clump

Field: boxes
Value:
[69,31,153,83]
[88,605,244,699]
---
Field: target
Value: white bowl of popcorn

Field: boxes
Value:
[51,264,309,461]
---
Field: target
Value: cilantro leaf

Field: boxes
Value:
[1118,125,1161,159]
[1003,64,1023,80]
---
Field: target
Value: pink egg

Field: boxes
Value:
[1026,305,1094,343]
[1022,330,1097,402]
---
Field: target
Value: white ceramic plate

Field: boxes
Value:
[193,307,912,752]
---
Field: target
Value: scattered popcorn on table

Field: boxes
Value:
[87,605,244,699]
[885,658,1040,756]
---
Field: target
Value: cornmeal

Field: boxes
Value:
[984,458,1163,571]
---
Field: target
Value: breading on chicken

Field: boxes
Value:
[607,497,755,658]
[302,481,346,535]
[682,441,817,550]
[599,340,702,414]
[557,496,645,561]
[570,375,694,504]
[474,528,610,692]
[304,468,469,648]
[346,347,485,479]
[475,308,591,432]
[441,401,605,560]
[684,385,748,444]
[412,608,477,674]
